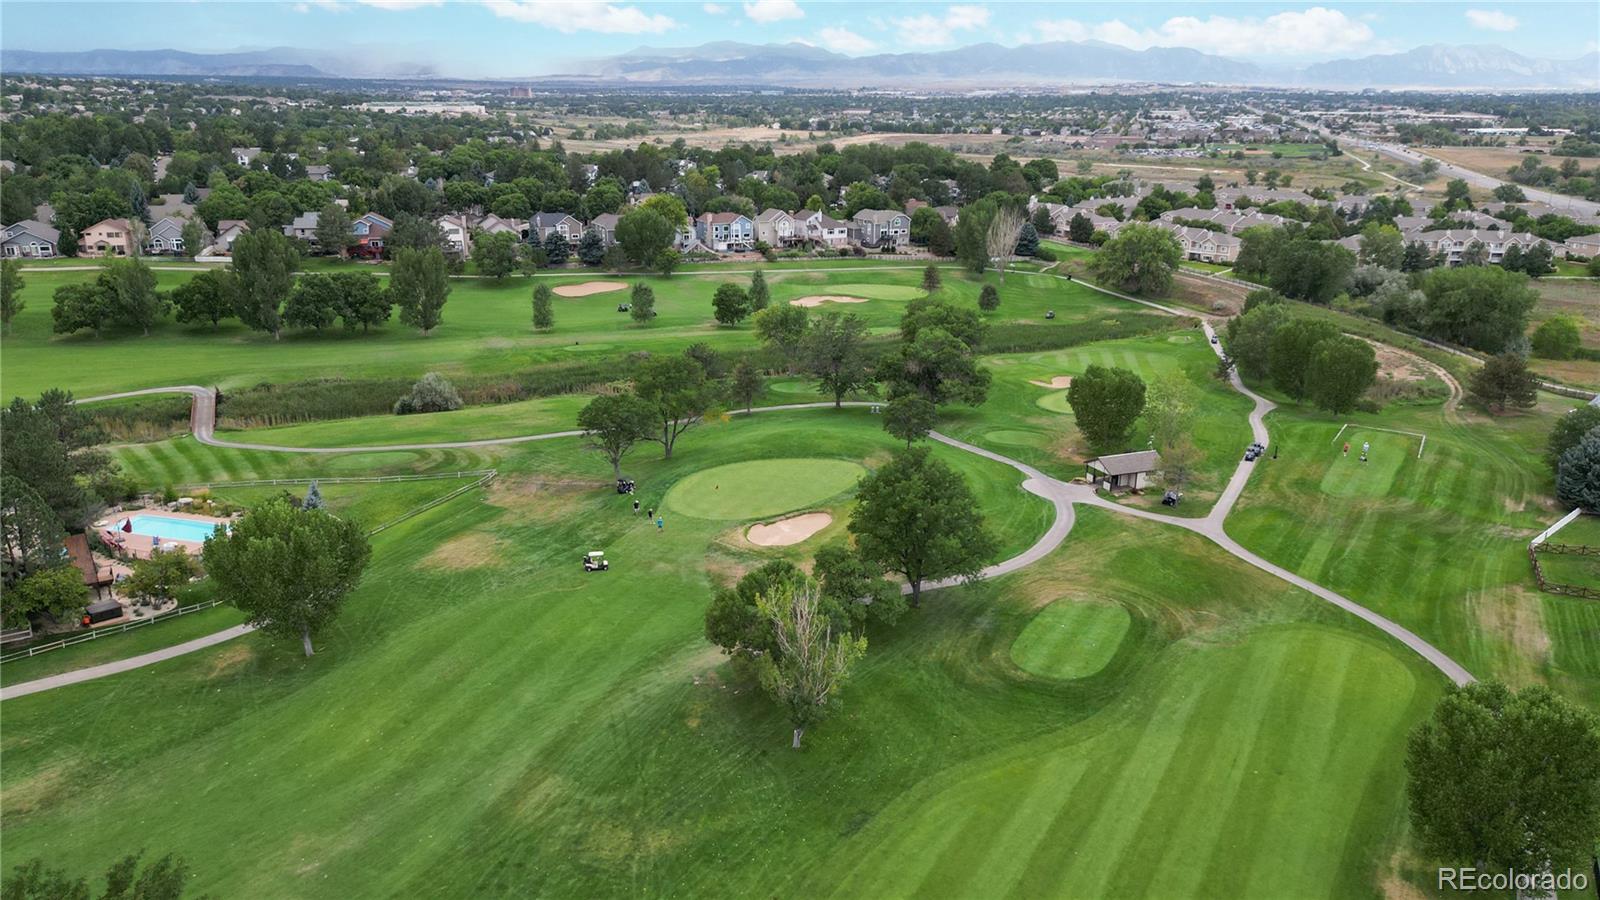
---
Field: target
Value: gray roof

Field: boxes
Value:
[531,212,577,228]
[853,209,908,226]
[286,211,320,231]
[2,219,60,244]
[1088,450,1161,476]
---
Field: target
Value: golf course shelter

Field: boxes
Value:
[1085,450,1161,493]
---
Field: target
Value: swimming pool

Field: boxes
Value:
[125,514,227,543]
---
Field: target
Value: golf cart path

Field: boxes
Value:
[20,346,1475,697]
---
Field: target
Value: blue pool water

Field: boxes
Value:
[126,515,226,543]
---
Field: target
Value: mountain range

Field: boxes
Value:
[1,42,1594,90]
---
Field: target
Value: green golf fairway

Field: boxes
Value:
[664,458,865,519]
[1009,601,1131,679]
[986,429,1047,449]
[805,283,925,301]
[1035,390,1072,413]
[1320,430,1413,499]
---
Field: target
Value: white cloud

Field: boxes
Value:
[817,26,876,53]
[702,2,727,12]
[894,4,990,47]
[479,0,677,33]
[1465,9,1518,31]
[1033,19,1088,42]
[743,0,803,23]
[295,0,349,9]
[356,0,441,8]
[1029,7,1372,57]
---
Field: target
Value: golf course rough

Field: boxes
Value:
[664,458,866,520]
[1009,600,1132,679]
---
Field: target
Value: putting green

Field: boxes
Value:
[664,458,865,519]
[1036,390,1072,413]
[1009,600,1131,679]
[987,429,1046,448]
[1320,431,1411,498]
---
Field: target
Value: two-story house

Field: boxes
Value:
[531,212,584,248]
[79,218,135,257]
[350,212,393,254]
[754,209,799,248]
[694,212,756,253]
[284,211,321,244]
[796,210,849,248]
[587,213,621,248]
[850,209,911,249]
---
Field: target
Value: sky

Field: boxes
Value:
[2,1,1596,79]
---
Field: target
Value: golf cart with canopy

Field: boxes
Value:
[583,551,609,572]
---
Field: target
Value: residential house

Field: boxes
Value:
[1563,233,1600,259]
[79,218,135,257]
[531,212,583,247]
[284,211,321,244]
[0,220,60,258]
[1409,229,1552,266]
[933,205,960,226]
[797,210,849,248]
[213,220,249,253]
[1159,209,1285,235]
[477,214,529,241]
[1155,224,1242,263]
[694,212,756,253]
[587,213,621,248]
[904,199,928,215]
[350,212,393,253]
[146,216,195,255]
[849,209,911,249]
[1085,450,1162,493]
[232,146,263,167]
[304,164,335,182]
[149,194,196,221]
[754,209,799,247]
[438,214,473,256]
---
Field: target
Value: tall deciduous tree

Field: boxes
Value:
[1067,364,1147,451]
[1,259,25,332]
[748,269,770,312]
[756,582,868,749]
[1306,335,1379,414]
[1406,681,1600,874]
[629,283,655,325]
[390,246,450,335]
[1268,318,1341,400]
[202,495,371,657]
[333,272,390,332]
[752,303,808,372]
[634,354,713,459]
[985,205,1026,283]
[1418,266,1539,354]
[802,310,873,408]
[616,207,674,266]
[849,446,997,607]
[729,360,765,412]
[577,393,655,479]
[1088,223,1182,296]
[99,257,165,335]
[712,282,750,326]
[882,395,936,447]
[531,282,555,331]
[231,228,298,339]
[473,231,519,280]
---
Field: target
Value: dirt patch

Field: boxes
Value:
[4,758,74,817]
[790,295,870,308]
[1029,376,1073,389]
[553,281,627,298]
[487,477,604,524]
[206,642,256,679]
[1472,586,1551,685]
[747,512,833,546]
[1368,343,1425,382]
[423,532,509,570]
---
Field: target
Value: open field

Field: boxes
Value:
[0,264,1137,399]
[1426,145,1600,179]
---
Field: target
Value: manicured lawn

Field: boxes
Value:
[663,458,865,520]
[0,414,1447,896]
[1008,600,1131,679]
[0,604,248,685]
[0,263,1128,398]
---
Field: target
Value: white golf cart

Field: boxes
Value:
[583,550,609,572]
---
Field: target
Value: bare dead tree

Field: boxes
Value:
[985,205,1026,283]
[756,583,867,749]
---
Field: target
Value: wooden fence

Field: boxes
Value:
[1529,509,1600,600]
[0,599,228,664]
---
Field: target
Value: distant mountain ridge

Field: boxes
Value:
[1,41,1594,90]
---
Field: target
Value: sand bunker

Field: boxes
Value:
[1029,376,1073,389]
[553,281,628,298]
[746,512,832,547]
[790,295,870,308]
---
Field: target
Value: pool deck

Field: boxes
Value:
[94,509,230,560]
